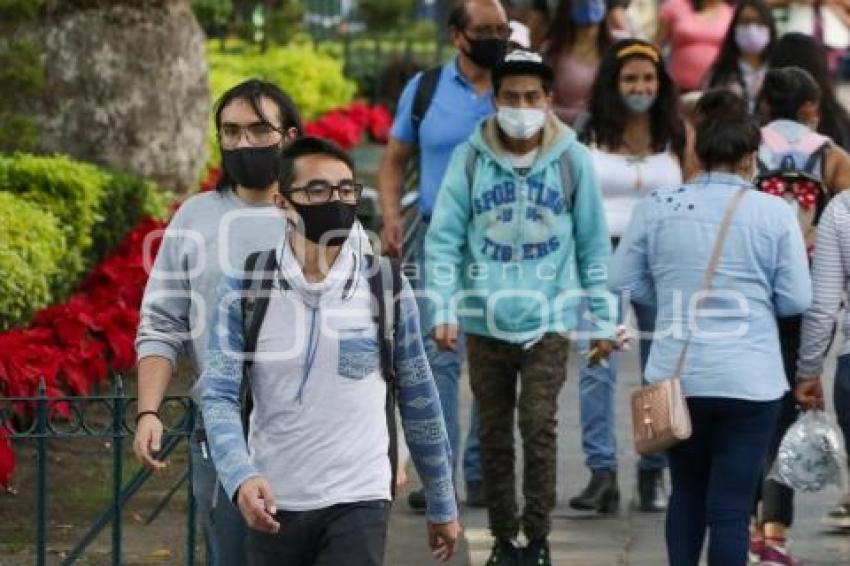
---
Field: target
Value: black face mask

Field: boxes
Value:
[221,145,279,190]
[462,35,507,69]
[288,200,357,246]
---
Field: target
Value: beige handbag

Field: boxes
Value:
[631,187,748,455]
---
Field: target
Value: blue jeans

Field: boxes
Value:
[191,431,247,565]
[835,354,850,461]
[577,297,665,472]
[666,397,781,566]
[411,216,481,484]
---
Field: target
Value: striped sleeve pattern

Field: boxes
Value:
[394,276,458,524]
[798,192,850,378]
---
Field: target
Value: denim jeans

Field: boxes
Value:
[835,354,850,462]
[577,297,665,472]
[411,217,481,484]
[666,397,781,566]
[190,431,247,565]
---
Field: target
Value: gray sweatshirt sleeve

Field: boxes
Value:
[798,197,849,378]
[135,208,191,366]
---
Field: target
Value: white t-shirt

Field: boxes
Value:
[249,231,391,510]
[590,147,683,237]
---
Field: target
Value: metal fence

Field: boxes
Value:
[1,377,197,565]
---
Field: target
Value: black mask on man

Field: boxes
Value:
[463,36,507,69]
[221,145,279,190]
[287,200,357,246]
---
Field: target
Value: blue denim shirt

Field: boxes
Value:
[610,172,812,401]
[390,58,495,217]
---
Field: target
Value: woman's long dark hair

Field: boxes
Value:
[708,0,776,90]
[581,39,686,159]
[767,33,850,150]
[543,0,613,62]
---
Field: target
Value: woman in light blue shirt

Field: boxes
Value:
[610,90,812,566]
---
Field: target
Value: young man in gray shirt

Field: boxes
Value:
[133,79,301,564]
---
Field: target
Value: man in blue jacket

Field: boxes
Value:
[424,50,616,566]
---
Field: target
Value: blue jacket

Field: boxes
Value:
[424,113,615,344]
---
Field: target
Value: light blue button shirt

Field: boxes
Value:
[390,57,495,217]
[610,172,812,401]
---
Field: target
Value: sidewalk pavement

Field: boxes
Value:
[385,336,850,565]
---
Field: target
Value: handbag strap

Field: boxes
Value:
[672,186,749,378]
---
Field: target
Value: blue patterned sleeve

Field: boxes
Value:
[198,274,260,501]
[394,276,459,524]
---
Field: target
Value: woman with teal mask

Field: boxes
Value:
[570,39,696,515]
[544,0,613,125]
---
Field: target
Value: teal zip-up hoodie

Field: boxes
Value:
[423,113,615,344]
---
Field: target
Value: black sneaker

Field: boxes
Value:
[486,538,522,566]
[522,538,551,566]
[466,480,486,508]
[407,488,426,513]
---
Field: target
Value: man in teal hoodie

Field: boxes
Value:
[424,50,616,566]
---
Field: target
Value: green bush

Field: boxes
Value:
[208,40,357,119]
[0,154,107,292]
[89,170,170,263]
[0,191,64,331]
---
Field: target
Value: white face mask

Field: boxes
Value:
[496,106,546,140]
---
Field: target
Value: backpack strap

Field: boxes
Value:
[240,249,277,439]
[465,145,480,189]
[558,150,575,212]
[411,66,442,142]
[365,254,403,497]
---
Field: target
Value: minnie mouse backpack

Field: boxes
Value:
[756,122,831,256]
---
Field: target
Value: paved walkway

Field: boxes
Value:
[385,336,850,565]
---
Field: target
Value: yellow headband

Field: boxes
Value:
[616,44,660,64]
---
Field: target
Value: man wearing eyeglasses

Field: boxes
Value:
[199,136,461,564]
[134,79,301,565]
[378,0,509,513]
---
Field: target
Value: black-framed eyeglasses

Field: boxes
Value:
[285,180,363,204]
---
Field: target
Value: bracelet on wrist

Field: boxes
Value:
[135,410,160,426]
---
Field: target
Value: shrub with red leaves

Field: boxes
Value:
[0,101,390,487]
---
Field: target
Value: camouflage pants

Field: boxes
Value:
[467,333,570,541]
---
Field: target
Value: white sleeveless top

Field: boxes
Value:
[590,147,683,237]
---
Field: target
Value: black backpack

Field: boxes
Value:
[411,66,442,140]
[238,249,403,495]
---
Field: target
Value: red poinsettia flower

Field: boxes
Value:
[343,101,373,129]
[368,105,392,144]
[0,329,63,398]
[0,422,15,488]
[200,167,222,192]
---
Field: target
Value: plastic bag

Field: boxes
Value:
[768,410,845,493]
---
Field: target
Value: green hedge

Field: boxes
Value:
[0,153,170,327]
[89,170,169,262]
[0,191,64,331]
[0,154,107,294]
[207,40,357,120]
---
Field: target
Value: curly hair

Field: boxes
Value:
[581,38,685,159]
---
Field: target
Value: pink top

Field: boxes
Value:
[551,53,599,125]
[661,0,734,91]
